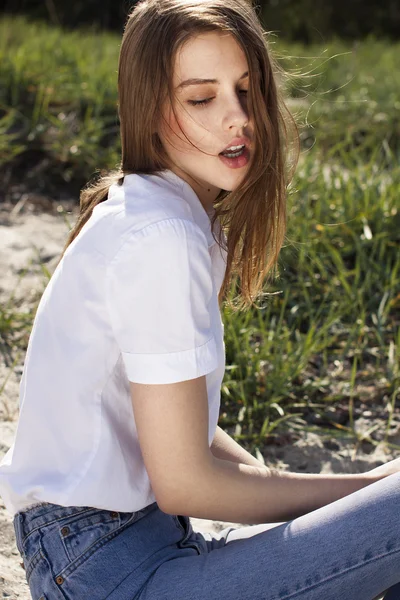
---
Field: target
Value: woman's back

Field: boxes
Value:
[0,170,227,518]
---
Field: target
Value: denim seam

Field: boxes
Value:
[25,547,44,581]
[276,545,400,600]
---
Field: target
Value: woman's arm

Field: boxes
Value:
[210,426,266,469]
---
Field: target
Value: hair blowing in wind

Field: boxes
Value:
[56,0,299,312]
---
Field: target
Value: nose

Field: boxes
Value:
[223,93,248,131]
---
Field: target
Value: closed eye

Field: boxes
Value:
[188,90,248,107]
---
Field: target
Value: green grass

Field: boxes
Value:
[0,15,399,458]
[220,148,399,452]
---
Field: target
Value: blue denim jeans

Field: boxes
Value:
[13,471,400,600]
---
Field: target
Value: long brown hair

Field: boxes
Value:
[56,0,299,312]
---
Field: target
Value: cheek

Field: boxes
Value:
[169,113,184,137]
[160,105,184,141]
[165,110,199,151]
[160,102,209,154]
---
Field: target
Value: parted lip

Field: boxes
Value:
[220,136,251,154]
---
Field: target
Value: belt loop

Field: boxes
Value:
[13,513,24,556]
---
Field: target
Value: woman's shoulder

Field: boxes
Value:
[113,175,209,245]
[82,176,205,263]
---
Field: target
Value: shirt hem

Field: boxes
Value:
[122,335,218,384]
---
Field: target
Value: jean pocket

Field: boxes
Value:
[57,508,136,564]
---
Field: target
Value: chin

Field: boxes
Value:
[218,176,243,193]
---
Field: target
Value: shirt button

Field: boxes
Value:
[61,526,70,536]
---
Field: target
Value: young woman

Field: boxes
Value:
[1,1,400,598]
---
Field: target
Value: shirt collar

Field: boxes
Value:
[152,169,217,248]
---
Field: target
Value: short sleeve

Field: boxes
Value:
[105,218,218,384]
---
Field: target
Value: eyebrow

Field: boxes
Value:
[177,71,248,90]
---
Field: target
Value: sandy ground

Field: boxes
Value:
[0,198,398,599]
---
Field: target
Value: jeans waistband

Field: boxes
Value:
[13,500,158,542]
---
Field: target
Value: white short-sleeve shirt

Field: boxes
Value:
[0,169,227,518]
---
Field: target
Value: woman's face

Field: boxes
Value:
[158,31,253,212]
